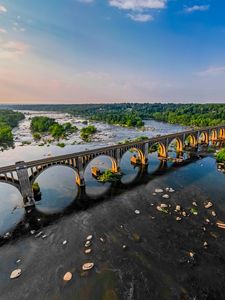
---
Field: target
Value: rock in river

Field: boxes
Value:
[63,272,72,281]
[86,235,93,241]
[204,201,213,209]
[82,262,94,271]
[10,269,22,279]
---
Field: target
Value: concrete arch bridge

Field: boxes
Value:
[0,125,224,207]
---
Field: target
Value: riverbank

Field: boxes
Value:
[1,156,225,299]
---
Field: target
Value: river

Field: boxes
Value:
[0,111,187,236]
[1,112,225,299]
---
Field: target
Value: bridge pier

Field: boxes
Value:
[15,161,35,207]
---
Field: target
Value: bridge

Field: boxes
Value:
[0,125,224,207]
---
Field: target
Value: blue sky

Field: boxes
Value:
[0,0,225,103]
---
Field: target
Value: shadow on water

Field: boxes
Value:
[0,148,215,244]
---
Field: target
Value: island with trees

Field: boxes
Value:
[30,116,78,141]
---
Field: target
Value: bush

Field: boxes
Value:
[216,149,225,163]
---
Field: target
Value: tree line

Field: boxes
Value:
[5,103,225,128]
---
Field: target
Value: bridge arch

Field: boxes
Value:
[128,147,147,165]
[168,137,183,153]
[198,131,209,144]
[149,142,167,158]
[209,129,218,142]
[0,178,21,195]
[29,164,80,186]
[83,154,119,175]
[184,134,197,147]
[219,128,225,139]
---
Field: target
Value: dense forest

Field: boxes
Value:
[0,110,24,147]
[2,103,225,128]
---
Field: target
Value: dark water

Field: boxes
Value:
[1,154,225,299]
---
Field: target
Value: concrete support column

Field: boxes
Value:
[15,161,35,207]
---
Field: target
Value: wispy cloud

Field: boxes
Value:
[109,0,166,22]
[184,5,210,13]
[197,66,225,77]
[0,4,7,13]
[128,13,153,22]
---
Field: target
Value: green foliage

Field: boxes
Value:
[30,116,77,140]
[216,149,225,163]
[57,142,65,148]
[4,103,225,128]
[32,182,40,193]
[80,125,97,141]
[63,122,78,133]
[49,124,65,139]
[149,143,159,153]
[190,207,198,215]
[0,110,24,128]
[98,170,122,182]
[33,132,41,140]
[0,110,24,147]
[0,124,13,143]
[31,116,56,133]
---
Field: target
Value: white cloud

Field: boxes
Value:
[128,13,153,22]
[0,4,7,12]
[0,28,7,33]
[109,0,166,22]
[184,5,209,13]
[109,0,166,11]
[197,66,225,77]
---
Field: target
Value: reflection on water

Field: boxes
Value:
[120,150,141,184]
[84,156,112,199]
[0,183,25,236]
[147,152,162,174]
[35,166,79,214]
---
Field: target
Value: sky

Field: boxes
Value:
[0,0,225,103]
